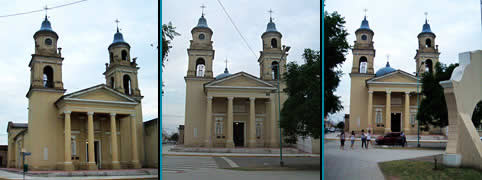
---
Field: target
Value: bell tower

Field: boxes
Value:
[352,13,375,74]
[414,13,440,76]
[104,21,142,99]
[28,15,65,94]
[258,10,288,81]
[186,11,214,78]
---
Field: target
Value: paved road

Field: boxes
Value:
[0,170,157,180]
[163,155,320,180]
[324,140,444,180]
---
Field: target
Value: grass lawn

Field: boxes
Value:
[379,160,482,180]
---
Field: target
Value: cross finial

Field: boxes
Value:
[44,5,49,17]
[268,9,274,22]
[363,8,368,17]
[201,4,206,17]
[115,19,120,32]
[224,58,228,69]
[424,12,428,22]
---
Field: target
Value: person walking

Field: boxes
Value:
[367,130,372,148]
[340,131,346,150]
[361,129,367,149]
[401,131,407,147]
[350,131,355,150]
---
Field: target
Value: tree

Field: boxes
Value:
[336,121,345,130]
[417,62,458,130]
[170,133,179,142]
[280,49,320,143]
[324,11,350,118]
[162,22,180,66]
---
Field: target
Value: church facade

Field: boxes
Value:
[183,14,288,148]
[7,16,145,170]
[348,15,443,135]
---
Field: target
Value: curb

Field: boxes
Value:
[162,153,320,158]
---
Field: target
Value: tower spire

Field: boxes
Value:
[268,9,274,22]
[115,19,120,32]
[424,12,428,23]
[201,4,206,17]
[386,54,390,66]
[363,8,367,19]
[44,5,49,18]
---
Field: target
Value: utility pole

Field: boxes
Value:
[275,45,290,167]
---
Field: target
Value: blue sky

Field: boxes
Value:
[162,0,321,134]
[325,0,482,123]
[0,0,158,145]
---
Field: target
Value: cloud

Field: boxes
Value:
[0,0,158,145]
[161,0,321,132]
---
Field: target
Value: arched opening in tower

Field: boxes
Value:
[43,66,54,88]
[123,75,131,95]
[425,59,433,73]
[110,77,115,88]
[271,61,279,80]
[121,50,128,61]
[359,56,368,73]
[196,58,206,77]
[271,38,278,48]
[425,38,432,48]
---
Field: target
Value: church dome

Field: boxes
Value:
[420,19,434,35]
[215,68,231,79]
[196,15,209,28]
[357,16,371,31]
[34,16,58,38]
[266,18,278,32]
[375,62,396,77]
[109,28,130,48]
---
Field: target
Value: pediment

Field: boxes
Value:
[368,70,418,84]
[62,84,137,103]
[205,72,274,88]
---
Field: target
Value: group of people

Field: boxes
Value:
[339,130,372,150]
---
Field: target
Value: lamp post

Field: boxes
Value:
[273,45,290,167]
[416,62,424,148]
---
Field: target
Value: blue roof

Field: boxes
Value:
[196,15,209,28]
[109,28,130,48]
[215,68,231,79]
[266,17,278,32]
[421,19,433,33]
[375,62,396,77]
[36,16,56,33]
[358,16,371,30]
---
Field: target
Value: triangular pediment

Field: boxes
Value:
[205,72,274,88]
[368,70,418,84]
[62,84,137,103]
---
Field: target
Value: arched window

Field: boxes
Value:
[109,52,113,62]
[271,61,279,80]
[43,66,54,88]
[425,38,432,48]
[110,77,115,88]
[123,75,131,95]
[359,56,368,73]
[425,59,433,73]
[271,38,278,48]
[196,58,205,77]
[121,50,128,61]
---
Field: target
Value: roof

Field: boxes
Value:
[215,67,231,79]
[55,84,139,106]
[143,118,158,126]
[196,15,209,28]
[375,62,397,77]
[418,19,435,37]
[358,16,371,30]
[109,28,130,49]
[204,71,275,90]
[34,16,58,39]
[266,17,278,32]
[7,121,28,133]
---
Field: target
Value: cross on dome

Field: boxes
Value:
[268,9,274,21]
[115,19,120,32]
[201,4,206,17]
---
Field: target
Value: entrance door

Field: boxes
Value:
[391,113,401,132]
[233,122,244,147]
[87,141,101,169]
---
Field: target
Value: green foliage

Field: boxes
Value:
[336,121,345,130]
[417,62,458,129]
[280,49,321,140]
[169,133,179,142]
[324,11,350,118]
[162,22,181,66]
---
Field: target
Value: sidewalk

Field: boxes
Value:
[0,168,158,179]
[162,145,320,157]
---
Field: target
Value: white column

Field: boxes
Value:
[385,90,391,133]
[205,96,213,147]
[110,113,120,169]
[87,112,97,170]
[63,111,74,170]
[404,92,411,133]
[130,114,141,168]
[248,97,256,147]
[226,97,235,148]
[367,91,373,131]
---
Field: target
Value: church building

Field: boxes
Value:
[7,16,145,170]
[348,15,443,135]
[183,13,288,148]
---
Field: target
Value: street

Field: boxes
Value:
[162,155,320,179]
[324,140,444,180]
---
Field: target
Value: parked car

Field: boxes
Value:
[375,132,404,145]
